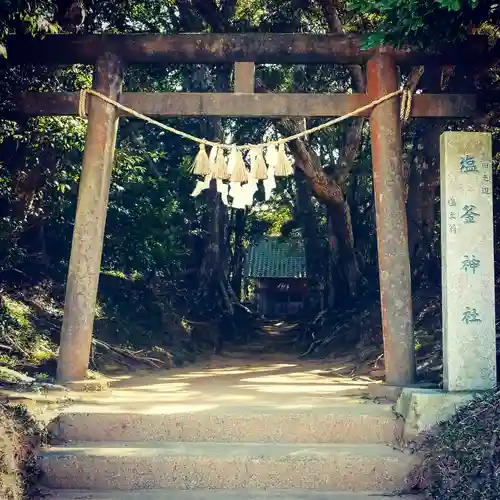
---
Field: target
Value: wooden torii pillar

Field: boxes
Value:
[6,33,483,385]
[57,53,123,382]
[367,53,414,385]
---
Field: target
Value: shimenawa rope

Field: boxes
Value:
[78,88,413,150]
[77,87,413,183]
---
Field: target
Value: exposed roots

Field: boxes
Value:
[90,339,170,370]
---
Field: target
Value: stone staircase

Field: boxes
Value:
[39,358,420,499]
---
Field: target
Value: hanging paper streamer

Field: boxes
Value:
[230,182,246,210]
[216,179,229,206]
[191,173,212,197]
[214,148,230,180]
[263,164,276,201]
[250,147,268,180]
[190,144,210,176]
[190,140,293,208]
[275,143,294,177]
[230,173,258,209]
[245,173,259,205]
[229,147,248,183]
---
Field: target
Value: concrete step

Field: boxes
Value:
[45,489,421,499]
[50,402,400,444]
[39,442,416,492]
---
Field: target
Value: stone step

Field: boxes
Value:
[50,402,400,444]
[39,442,416,492]
[46,489,421,499]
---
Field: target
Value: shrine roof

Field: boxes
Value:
[244,236,306,279]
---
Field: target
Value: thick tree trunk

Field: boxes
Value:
[294,168,323,313]
[283,120,363,300]
[281,120,344,204]
[199,181,222,287]
[197,66,232,315]
[326,215,336,308]
[327,198,362,299]
[406,125,441,287]
[405,67,442,286]
[230,208,246,300]
[196,177,232,352]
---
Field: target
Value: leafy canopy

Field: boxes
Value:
[347,0,496,48]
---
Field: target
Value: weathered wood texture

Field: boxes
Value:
[57,53,123,383]
[18,92,476,118]
[234,62,255,93]
[5,33,488,65]
[367,52,415,386]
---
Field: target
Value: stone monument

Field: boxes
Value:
[440,131,496,391]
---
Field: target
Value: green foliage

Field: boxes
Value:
[95,272,168,347]
[2,297,31,332]
[0,0,497,389]
[0,0,365,284]
[0,272,191,373]
[347,0,494,48]
[0,0,58,57]
[249,198,294,236]
[0,292,58,369]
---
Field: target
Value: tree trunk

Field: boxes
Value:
[294,168,323,313]
[327,198,362,299]
[199,181,221,281]
[230,208,246,299]
[405,67,442,286]
[197,64,232,317]
[282,120,363,300]
[406,125,441,286]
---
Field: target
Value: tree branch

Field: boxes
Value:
[318,0,343,32]
[315,0,366,187]
[406,66,425,93]
[192,0,229,31]
[317,0,365,92]
[279,118,345,205]
[175,0,204,32]
[221,0,238,21]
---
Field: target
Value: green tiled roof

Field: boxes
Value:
[244,236,306,279]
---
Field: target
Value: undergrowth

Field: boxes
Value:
[0,403,45,500]
[0,270,192,382]
[0,293,55,370]
[411,391,500,499]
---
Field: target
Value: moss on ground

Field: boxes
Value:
[411,391,500,499]
[0,272,193,383]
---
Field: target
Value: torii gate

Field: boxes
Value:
[5,33,486,386]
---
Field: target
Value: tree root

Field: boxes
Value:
[91,339,163,369]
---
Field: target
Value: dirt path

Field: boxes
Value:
[1,319,379,421]
[42,353,378,420]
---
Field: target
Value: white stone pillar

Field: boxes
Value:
[441,131,496,391]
